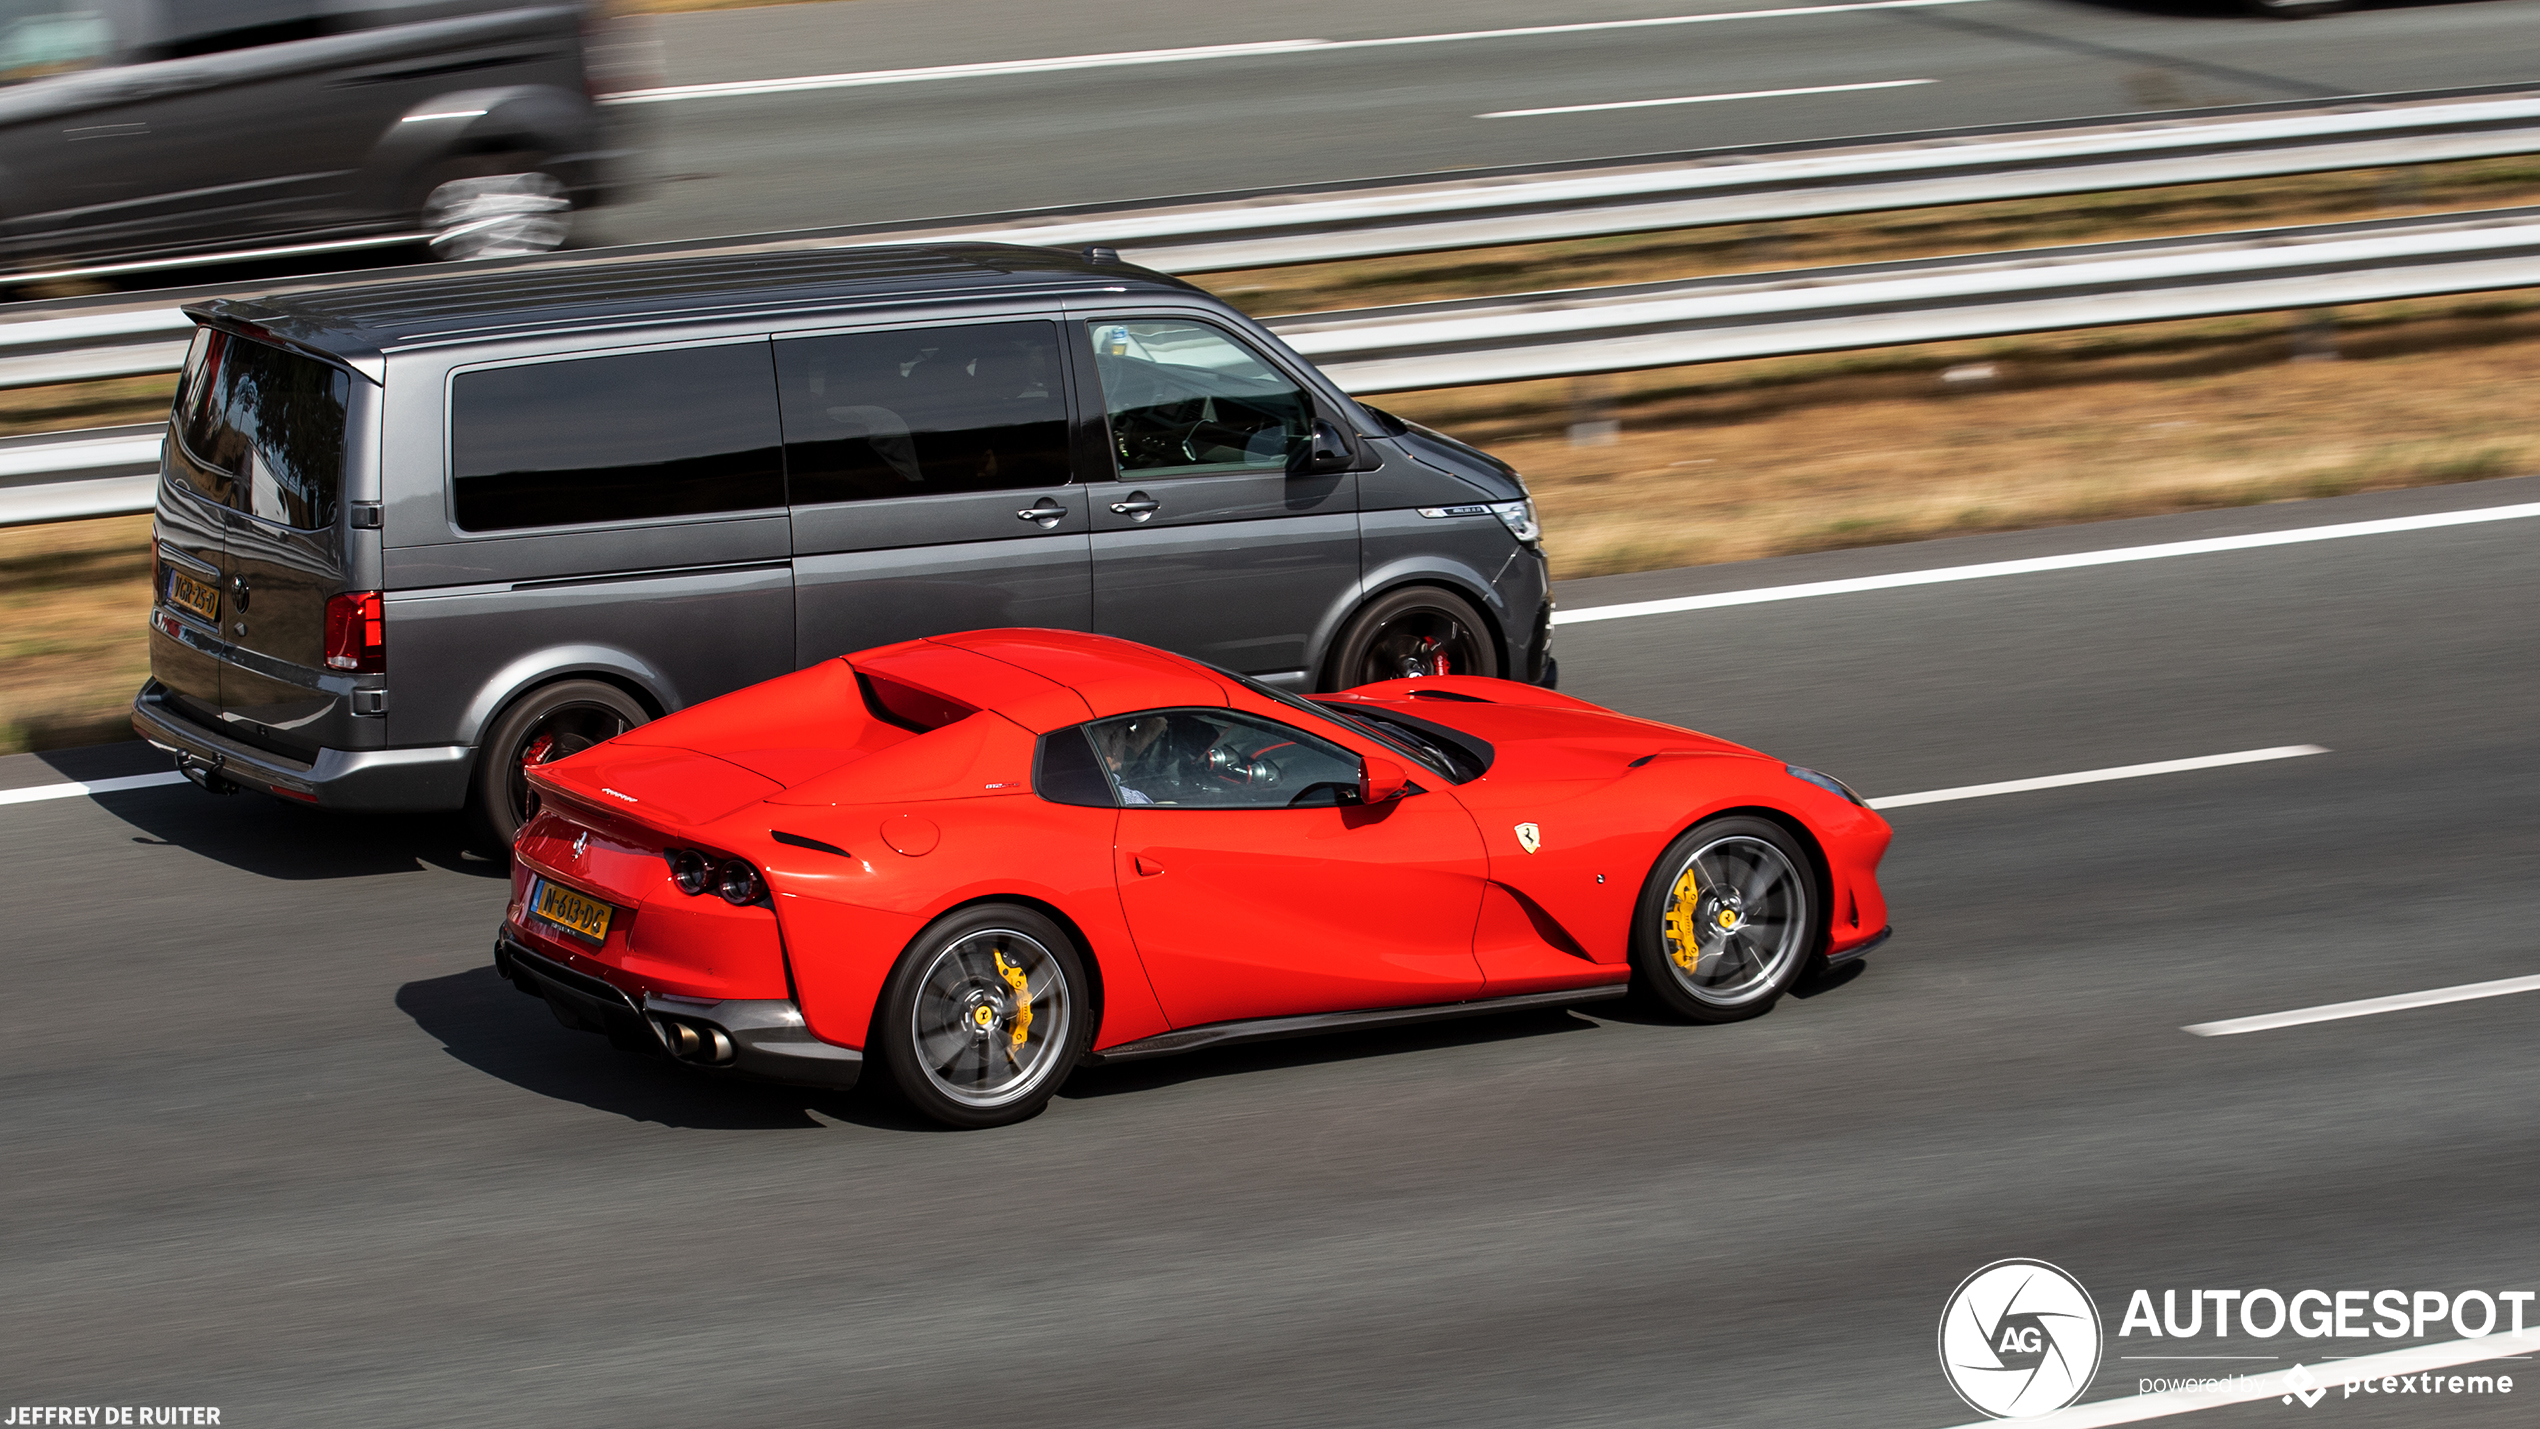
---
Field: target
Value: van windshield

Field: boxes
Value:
[171,328,350,530]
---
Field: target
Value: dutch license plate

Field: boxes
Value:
[531,877,613,943]
[168,566,219,623]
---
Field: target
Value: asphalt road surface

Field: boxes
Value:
[584,0,2540,246]
[5,473,2536,1425]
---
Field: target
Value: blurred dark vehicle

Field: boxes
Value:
[0,0,645,278]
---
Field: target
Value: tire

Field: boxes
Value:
[418,153,572,260]
[465,679,649,852]
[2242,0,2345,15]
[1629,816,1823,1024]
[1324,586,1499,690]
[876,904,1091,1129]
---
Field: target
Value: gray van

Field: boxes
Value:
[0,0,630,275]
[131,244,1554,846]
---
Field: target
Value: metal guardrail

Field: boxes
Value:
[10,206,2539,527]
[0,422,163,524]
[6,84,2538,393]
[1279,206,2540,392]
[940,91,2540,273]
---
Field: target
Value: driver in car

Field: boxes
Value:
[1094,714,1181,805]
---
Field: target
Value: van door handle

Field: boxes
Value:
[1016,498,1066,528]
[1109,493,1160,520]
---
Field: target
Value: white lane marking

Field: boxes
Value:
[604,0,1993,105]
[0,771,188,807]
[1554,501,2540,626]
[1867,746,2326,811]
[1481,78,1933,118]
[1935,1331,2539,1428]
[2185,974,2540,1037]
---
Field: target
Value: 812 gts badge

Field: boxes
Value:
[1940,1259,2103,1418]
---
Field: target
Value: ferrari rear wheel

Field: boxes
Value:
[878,904,1090,1128]
[1630,817,1820,1023]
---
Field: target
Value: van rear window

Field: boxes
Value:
[450,344,784,532]
[170,328,350,530]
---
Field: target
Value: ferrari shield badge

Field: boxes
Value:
[1514,822,1541,854]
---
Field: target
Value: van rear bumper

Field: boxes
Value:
[131,680,473,811]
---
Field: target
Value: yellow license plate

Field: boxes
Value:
[168,566,219,623]
[532,878,613,943]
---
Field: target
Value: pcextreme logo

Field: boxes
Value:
[1939,1259,2104,1418]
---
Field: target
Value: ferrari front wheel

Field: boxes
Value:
[877,904,1090,1128]
[1630,817,1821,1023]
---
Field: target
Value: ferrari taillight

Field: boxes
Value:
[324,590,385,673]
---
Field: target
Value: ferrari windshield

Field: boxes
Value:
[1210,667,1481,784]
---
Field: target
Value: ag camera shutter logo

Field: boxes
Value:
[1940,1259,2103,1418]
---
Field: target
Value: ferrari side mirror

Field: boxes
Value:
[1359,755,1410,804]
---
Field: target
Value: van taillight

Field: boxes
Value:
[324,590,385,673]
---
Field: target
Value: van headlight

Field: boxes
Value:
[1488,499,1540,545]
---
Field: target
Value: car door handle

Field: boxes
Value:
[1132,854,1164,877]
[1016,498,1067,527]
[1109,493,1160,519]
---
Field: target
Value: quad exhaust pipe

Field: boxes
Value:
[654,1015,735,1064]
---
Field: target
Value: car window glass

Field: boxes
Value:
[1085,319,1312,478]
[776,322,1070,504]
[0,1,112,83]
[170,328,350,530]
[1034,728,1115,808]
[1087,709,1364,810]
[451,343,784,532]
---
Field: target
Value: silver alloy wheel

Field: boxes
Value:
[1656,834,1810,1006]
[424,173,570,260]
[910,927,1073,1110]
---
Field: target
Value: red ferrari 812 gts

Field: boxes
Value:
[495,630,1892,1126]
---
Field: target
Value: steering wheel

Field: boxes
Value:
[1179,421,1257,465]
[1285,781,1359,808]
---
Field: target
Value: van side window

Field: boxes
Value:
[169,327,350,530]
[0,2,112,83]
[1086,320,1312,477]
[774,322,1071,505]
[451,344,784,532]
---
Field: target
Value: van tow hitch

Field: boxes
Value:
[174,750,236,795]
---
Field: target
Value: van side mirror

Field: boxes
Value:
[1359,754,1410,804]
[1297,419,1356,475]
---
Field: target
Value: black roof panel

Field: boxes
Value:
[189,244,1193,359]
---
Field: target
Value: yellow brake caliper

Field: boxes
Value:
[993,948,1033,1062]
[1663,864,1705,973]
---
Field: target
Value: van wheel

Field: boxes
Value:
[1326,587,1498,690]
[467,680,648,852]
[420,155,571,260]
